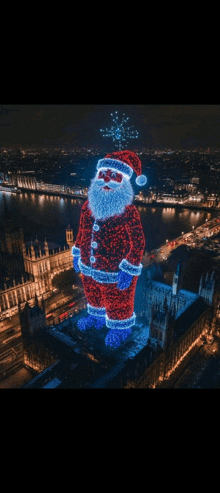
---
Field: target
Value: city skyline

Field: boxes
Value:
[1,104,220,150]
[1,106,220,388]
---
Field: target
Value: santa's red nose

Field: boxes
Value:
[104,175,110,182]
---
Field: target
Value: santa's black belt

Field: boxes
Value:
[79,259,119,283]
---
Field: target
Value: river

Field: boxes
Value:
[0,190,219,253]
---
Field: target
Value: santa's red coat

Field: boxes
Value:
[74,200,145,273]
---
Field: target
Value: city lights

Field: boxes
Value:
[2,122,220,387]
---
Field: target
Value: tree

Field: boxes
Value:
[52,269,83,292]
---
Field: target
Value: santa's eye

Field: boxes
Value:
[110,172,123,182]
[99,171,106,178]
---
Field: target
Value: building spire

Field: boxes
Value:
[30,241,35,259]
[163,296,168,312]
[205,271,209,283]
[199,272,204,294]
[44,238,49,256]
[22,242,26,256]
[66,224,74,247]
[172,261,181,296]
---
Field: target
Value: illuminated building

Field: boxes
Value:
[18,295,57,373]
[10,173,37,190]
[0,221,74,381]
[0,219,74,321]
[13,262,217,389]
[136,260,216,347]
[157,190,190,204]
[19,294,46,336]
[129,257,217,387]
[124,262,217,388]
[0,330,24,382]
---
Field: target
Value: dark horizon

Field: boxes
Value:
[1,104,220,150]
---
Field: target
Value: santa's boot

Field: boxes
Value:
[105,313,135,348]
[105,328,132,348]
[77,314,106,332]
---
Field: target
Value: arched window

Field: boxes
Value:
[8,291,13,308]
[12,291,17,306]
[0,295,7,312]
[17,289,22,304]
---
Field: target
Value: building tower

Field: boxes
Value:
[22,238,52,298]
[19,294,46,336]
[172,261,182,296]
[44,238,49,256]
[198,270,215,306]
[66,225,74,248]
[164,303,176,351]
[149,297,175,348]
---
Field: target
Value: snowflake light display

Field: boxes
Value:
[100,111,139,150]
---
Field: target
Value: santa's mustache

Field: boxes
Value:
[95,178,122,190]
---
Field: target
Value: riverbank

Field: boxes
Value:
[1,183,219,212]
[134,200,220,212]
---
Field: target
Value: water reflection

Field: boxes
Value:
[0,191,219,252]
[39,195,45,209]
[161,208,176,221]
[59,198,65,209]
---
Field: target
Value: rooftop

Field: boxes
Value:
[24,238,68,257]
[174,296,208,339]
[38,312,166,388]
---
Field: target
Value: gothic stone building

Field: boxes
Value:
[135,261,216,348]
[0,224,74,321]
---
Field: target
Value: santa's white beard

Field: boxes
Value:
[88,176,134,221]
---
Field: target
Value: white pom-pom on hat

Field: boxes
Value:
[136,174,147,186]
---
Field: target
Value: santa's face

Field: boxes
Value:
[97,169,123,190]
[88,167,134,220]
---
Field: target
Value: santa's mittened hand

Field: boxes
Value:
[117,270,133,290]
[73,256,80,273]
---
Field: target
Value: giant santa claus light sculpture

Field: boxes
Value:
[72,150,146,348]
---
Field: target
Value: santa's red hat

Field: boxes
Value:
[97,150,147,186]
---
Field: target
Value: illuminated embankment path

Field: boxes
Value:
[142,214,220,269]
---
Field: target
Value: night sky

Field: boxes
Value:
[1,104,220,150]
